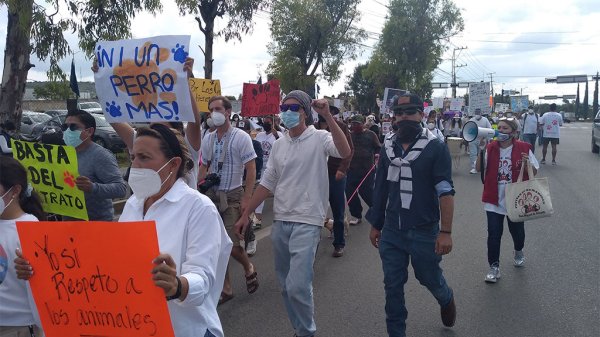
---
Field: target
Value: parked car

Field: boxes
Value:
[20,111,51,140]
[44,109,68,118]
[79,101,103,114]
[592,109,600,154]
[35,113,126,152]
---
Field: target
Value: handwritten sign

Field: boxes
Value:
[432,97,444,109]
[381,88,409,115]
[189,78,221,112]
[468,82,491,115]
[241,79,281,117]
[449,98,464,112]
[93,35,194,123]
[16,221,174,337]
[11,140,88,220]
[495,103,509,113]
[510,95,530,112]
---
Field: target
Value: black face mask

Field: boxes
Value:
[395,120,423,143]
[263,123,272,132]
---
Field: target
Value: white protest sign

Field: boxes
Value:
[382,122,392,135]
[495,103,509,113]
[432,97,444,109]
[94,35,194,122]
[381,88,409,114]
[450,98,464,112]
[424,106,434,115]
[510,95,530,112]
[468,82,491,115]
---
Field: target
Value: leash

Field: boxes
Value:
[346,163,377,205]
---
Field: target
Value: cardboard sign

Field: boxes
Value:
[16,221,174,337]
[189,78,221,113]
[468,82,491,115]
[241,79,281,117]
[93,35,194,122]
[11,140,88,220]
[381,88,409,115]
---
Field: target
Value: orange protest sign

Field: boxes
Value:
[16,221,174,337]
[241,79,281,117]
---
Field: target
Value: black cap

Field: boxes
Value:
[391,93,423,112]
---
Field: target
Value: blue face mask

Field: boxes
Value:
[63,129,85,147]
[280,110,300,129]
[496,132,512,142]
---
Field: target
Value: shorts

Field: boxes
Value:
[205,187,244,247]
[543,137,559,145]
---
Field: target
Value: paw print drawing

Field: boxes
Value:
[106,101,122,117]
[63,171,76,188]
[172,44,188,64]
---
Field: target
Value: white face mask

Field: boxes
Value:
[128,159,174,199]
[427,122,435,130]
[211,111,226,127]
[0,187,14,215]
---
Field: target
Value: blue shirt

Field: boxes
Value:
[366,136,455,231]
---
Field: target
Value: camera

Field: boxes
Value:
[198,173,221,193]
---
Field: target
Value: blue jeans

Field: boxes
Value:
[379,226,453,337]
[486,211,525,266]
[522,133,537,154]
[271,221,321,337]
[345,169,374,219]
[329,173,346,248]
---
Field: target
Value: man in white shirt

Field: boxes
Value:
[521,107,541,153]
[468,108,492,174]
[199,95,258,303]
[252,115,284,228]
[234,91,351,337]
[539,103,563,165]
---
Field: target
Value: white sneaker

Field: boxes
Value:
[485,264,501,283]
[349,217,362,226]
[470,169,478,174]
[514,250,525,267]
[246,240,257,256]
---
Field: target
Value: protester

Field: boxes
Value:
[468,108,492,174]
[0,121,16,156]
[540,103,563,165]
[63,110,127,220]
[366,93,456,336]
[235,119,263,256]
[426,111,445,139]
[92,57,202,188]
[521,107,541,153]
[199,96,258,305]
[315,103,353,257]
[234,92,351,337]
[346,114,380,227]
[435,110,445,134]
[252,115,283,229]
[476,118,539,283]
[1,156,46,337]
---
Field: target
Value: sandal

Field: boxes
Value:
[245,271,259,294]
[218,292,234,306]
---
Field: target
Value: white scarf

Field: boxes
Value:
[385,128,436,209]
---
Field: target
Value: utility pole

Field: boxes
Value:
[488,72,495,111]
[451,46,467,98]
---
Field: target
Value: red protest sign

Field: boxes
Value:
[241,79,281,117]
[16,221,174,337]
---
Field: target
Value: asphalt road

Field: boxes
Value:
[219,123,600,337]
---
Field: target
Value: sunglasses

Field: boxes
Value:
[61,123,85,131]
[393,108,420,117]
[280,104,302,112]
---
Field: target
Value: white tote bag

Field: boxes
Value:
[505,160,554,222]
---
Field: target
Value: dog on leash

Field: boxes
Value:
[323,217,349,238]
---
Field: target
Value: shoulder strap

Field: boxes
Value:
[207,129,232,173]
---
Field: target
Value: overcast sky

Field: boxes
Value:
[1,0,598,104]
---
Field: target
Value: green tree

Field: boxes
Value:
[33,81,74,100]
[267,0,366,94]
[346,62,378,113]
[593,72,599,117]
[582,80,589,119]
[0,0,161,126]
[175,0,267,79]
[367,0,464,98]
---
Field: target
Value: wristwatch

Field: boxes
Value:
[166,276,182,301]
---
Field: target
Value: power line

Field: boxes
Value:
[463,39,596,45]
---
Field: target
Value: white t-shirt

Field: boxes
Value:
[469,116,492,129]
[540,111,563,138]
[484,146,540,215]
[200,127,257,192]
[522,113,540,134]
[255,131,284,170]
[260,126,342,227]
[120,179,232,337]
[0,213,42,327]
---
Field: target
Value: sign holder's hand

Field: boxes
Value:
[183,57,194,79]
[152,254,179,297]
[75,176,94,193]
[14,248,33,280]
